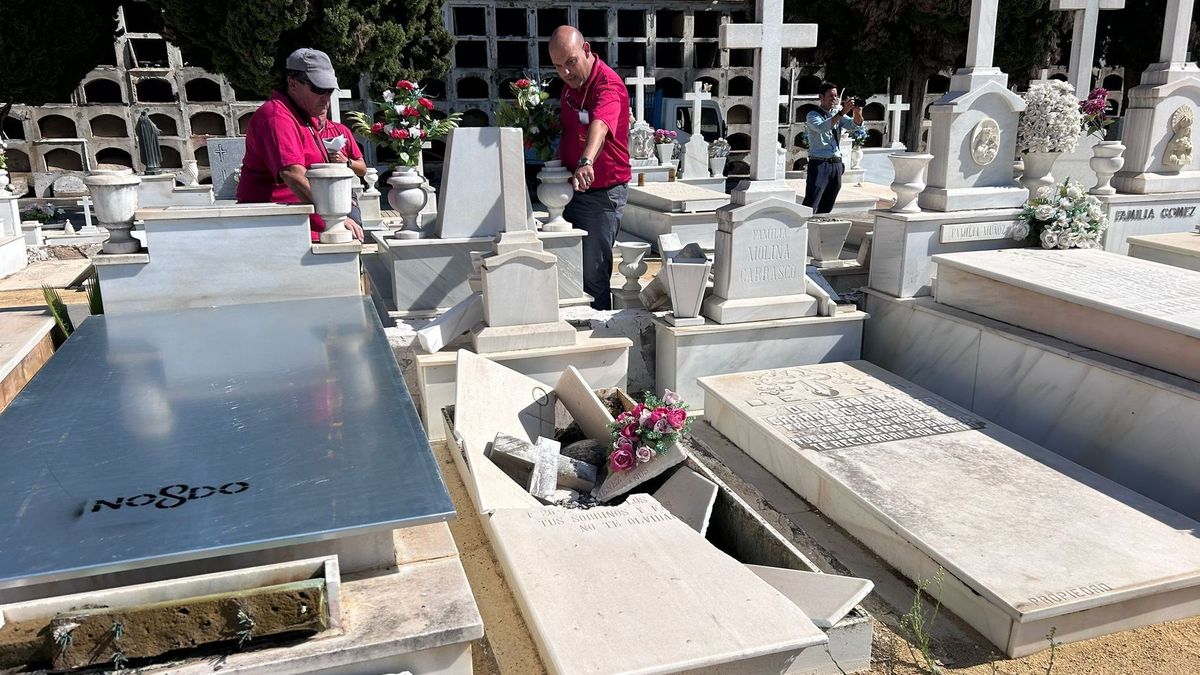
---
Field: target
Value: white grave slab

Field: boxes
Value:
[652,466,718,535]
[1127,231,1200,271]
[933,248,1200,381]
[746,565,873,629]
[435,127,536,238]
[627,182,729,213]
[699,361,1200,657]
[487,495,827,673]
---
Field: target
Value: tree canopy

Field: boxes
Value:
[0,0,122,123]
[148,0,454,99]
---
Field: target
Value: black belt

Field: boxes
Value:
[809,157,842,164]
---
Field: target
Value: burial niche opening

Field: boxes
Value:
[699,77,720,97]
[728,105,751,125]
[537,8,568,36]
[158,145,183,168]
[460,109,490,127]
[128,38,169,68]
[237,112,253,134]
[618,43,646,68]
[579,10,607,39]
[728,133,751,151]
[455,41,487,68]
[90,114,128,137]
[190,112,227,136]
[499,78,521,99]
[694,12,721,38]
[185,78,222,102]
[863,102,885,121]
[84,79,123,104]
[796,75,821,95]
[96,147,134,169]
[694,44,719,69]
[867,129,884,147]
[123,2,165,33]
[453,7,485,35]
[496,8,527,36]
[3,116,26,140]
[151,114,178,136]
[656,43,684,69]
[419,78,447,99]
[194,145,209,167]
[497,41,528,68]
[457,77,489,99]
[658,77,683,99]
[729,49,754,67]
[618,10,645,37]
[1103,74,1123,91]
[39,115,78,139]
[728,76,753,97]
[656,10,684,38]
[44,148,84,171]
[136,78,176,103]
[5,150,31,172]
[927,75,950,94]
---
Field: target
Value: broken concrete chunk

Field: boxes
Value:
[490,433,598,492]
[560,439,607,467]
[528,437,563,502]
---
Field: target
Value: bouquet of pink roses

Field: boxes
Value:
[606,389,692,473]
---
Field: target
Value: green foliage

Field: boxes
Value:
[148,0,454,99]
[346,80,460,167]
[494,77,561,161]
[900,568,945,674]
[85,270,105,317]
[0,0,122,109]
[42,285,74,346]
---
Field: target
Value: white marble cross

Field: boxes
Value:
[1159,0,1195,64]
[329,88,355,123]
[887,95,910,148]
[625,66,656,126]
[720,0,818,180]
[1051,0,1125,97]
[964,0,1000,69]
[75,197,94,230]
[684,81,711,138]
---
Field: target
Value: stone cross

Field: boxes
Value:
[683,81,711,138]
[1051,0,1125,97]
[887,95,909,148]
[75,197,94,230]
[1158,0,1196,64]
[329,88,355,123]
[964,0,1000,69]
[720,0,818,180]
[625,66,656,126]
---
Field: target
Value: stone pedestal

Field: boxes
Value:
[1111,64,1200,193]
[622,182,729,252]
[1127,231,1200,271]
[867,207,1026,299]
[1093,190,1200,253]
[138,173,215,208]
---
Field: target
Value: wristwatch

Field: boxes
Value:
[577,157,593,168]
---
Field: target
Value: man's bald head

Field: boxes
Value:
[548,25,595,90]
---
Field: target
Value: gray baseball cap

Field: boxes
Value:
[285,48,340,90]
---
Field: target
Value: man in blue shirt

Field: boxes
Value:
[804,82,864,214]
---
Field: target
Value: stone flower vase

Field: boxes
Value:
[1089,141,1126,195]
[537,160,574,232]
[307,162,356,244]
[84,170,142,254]
[850,146,864,170]
[388,165,428,239]
[1019,151,1061,196]
[888,152,933,213]
[179,159,200,186]
[617,241,651,291]
[656,143,675,165]
[709,156,727,177]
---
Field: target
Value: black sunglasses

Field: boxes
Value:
[296,76,334,96]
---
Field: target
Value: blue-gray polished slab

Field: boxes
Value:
[0,296,453,590]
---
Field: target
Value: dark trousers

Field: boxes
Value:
[803,159,844,214]
[564,183,627,310]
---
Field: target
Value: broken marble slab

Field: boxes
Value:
[554,365,615,442]
[560,439,607,467]
[592,442,686,502]
[415,293,483,353]
[746,565,874,629]
[488,432,597,492]
[652,466,718,535]
[486,494,827,673]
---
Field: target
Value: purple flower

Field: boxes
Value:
[635,446,655,463]
[653,418,672,434]
[662,389,681,406]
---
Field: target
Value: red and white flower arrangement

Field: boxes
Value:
[347,79,461,168]
[606,389,693,473]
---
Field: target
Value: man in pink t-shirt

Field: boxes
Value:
[237,48,364,241]
[551,26,631,310]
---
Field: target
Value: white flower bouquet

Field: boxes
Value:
[1017,81,1083,154]
[1013,178,1108,249]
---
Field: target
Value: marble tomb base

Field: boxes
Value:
[370,229,589,318]
[700,361,1200,657]
[862,288,1200,521]
[655,311,866,409]
[1094,190,1200,254]
[1127,231,1200,272]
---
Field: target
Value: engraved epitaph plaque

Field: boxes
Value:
[698,360,1200,658]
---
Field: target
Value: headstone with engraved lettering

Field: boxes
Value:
[699,360,1200,657]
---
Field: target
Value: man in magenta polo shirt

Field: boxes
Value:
[237,48,364,241]
[550,26,631,310]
